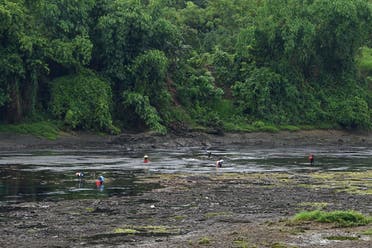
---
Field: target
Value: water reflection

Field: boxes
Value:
[0,146,371,204]
[0,167,160,204]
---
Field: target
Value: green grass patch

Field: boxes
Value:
[279,125,300,131]
[114,228,138,234]
[172,215,187,221]
[293,210,371,227]
[325,235,359,240]
[233,238,251,248]
[198,236,211,245]
[361,229,372,235]
[271,243,290,248]
[112,225,180,236]
[252,121,279,132]
[223,120,280,133]
[205,211,231,219]
[307,171,372,195]
[297,202,329,210]
[85,207,94,213]
[0,121,60,140]
[326,236,359,241]
[223,121,255,132]
[138,225,169,234]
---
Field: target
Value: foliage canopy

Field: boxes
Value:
[0,0,371,133]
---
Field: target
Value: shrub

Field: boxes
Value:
[330,96,371,129]
[50,70,118,134]
[122,92,166,134]
[232,67,297,124]
[293,210,371,227]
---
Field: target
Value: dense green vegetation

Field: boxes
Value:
[293,210,372,227]
[0,0,371,134]
[0,121,60,139]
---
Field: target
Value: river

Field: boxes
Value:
[1,146,371,204]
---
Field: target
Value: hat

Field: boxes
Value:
[144,155,148,158]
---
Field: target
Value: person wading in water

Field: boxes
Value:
[309,153,314,165]
[216,159,224,168]
[144,155,150,163]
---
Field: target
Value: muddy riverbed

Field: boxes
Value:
[0,130,371,247]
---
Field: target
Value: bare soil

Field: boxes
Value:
[0,130,371,248]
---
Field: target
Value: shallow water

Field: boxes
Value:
[0,146,371,204]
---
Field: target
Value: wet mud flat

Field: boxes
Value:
[1,171,371,248]
[1,129,372,151]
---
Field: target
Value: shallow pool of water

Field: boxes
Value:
[0,146,371,204]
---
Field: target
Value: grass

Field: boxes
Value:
[297,202,329,210]
[325,235,359,241]
[224,120,337,133]
[293,210,371,227]
[223,121,256,132]
[114,228,138,234]
[223,120,280,133]
[205,211,231,219]
[112,225,180,236]
[271,243,291,248]
[172,215,187,221]
[233,237,252,248]
[0,121,60,140]
[85,207,94,213]
[198,236,211,245]
[306,171,372,195]
[361,229,372,235]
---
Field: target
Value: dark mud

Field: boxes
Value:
[1,129,372,151]
[0,130,371,247]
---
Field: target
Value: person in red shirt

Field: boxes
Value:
[144,155,150,163]
[309,154,314,165]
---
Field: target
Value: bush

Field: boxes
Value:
[330,96,371,129]
[232,67,297,124]
[176,70,223,108]
[50,70,118,134]
[190,105,224,133]
[122,92,167,134]
[294,210,371,227]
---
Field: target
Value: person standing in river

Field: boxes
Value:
[216,159,224,168]
[144,155,150,163]
[309,153,314,165]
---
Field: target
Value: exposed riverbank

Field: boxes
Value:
[1,129,372,151]
[0,130,371,247]
[1,171,371,247]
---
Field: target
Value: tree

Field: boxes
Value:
[0,1,30,122]
[309,0,371,74]
[92,0,153,83]
[0,0,95,123]
[50,70,117,133]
